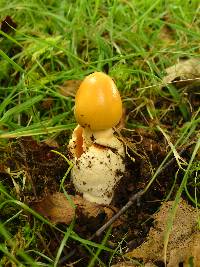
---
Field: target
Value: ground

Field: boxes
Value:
[0,1,200,266]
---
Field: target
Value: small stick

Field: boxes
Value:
[93,144,193,238]
[94,190,145,238]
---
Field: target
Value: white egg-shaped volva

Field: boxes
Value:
[69,126,125,205]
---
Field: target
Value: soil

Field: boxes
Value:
[0,125,197,267]
[0,84,199,266]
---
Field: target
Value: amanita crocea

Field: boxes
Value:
[69,72,125,205]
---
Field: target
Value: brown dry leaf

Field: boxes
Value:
[59,80,81,97]
[32,192,116,224]
[168,233,200,267]
[163,58,200,85]
[127,199,200,266]
[0,16,17,34]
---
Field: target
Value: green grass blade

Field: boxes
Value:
[0,29,23,47]
[54,219,75,267]
[88,227,112,267]
[0,124,75,138]
[0,49,24,73]
[0,95,43,124]
[163,137,200,265]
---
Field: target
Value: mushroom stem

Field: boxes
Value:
[69,126,125,205]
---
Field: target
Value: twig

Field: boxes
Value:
[92,143,193,238]
[94,190,145,238]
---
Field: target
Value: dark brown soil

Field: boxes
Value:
[0,85,199,266]
[0,124,197,267]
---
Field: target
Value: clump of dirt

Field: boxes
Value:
[127,199,200,267]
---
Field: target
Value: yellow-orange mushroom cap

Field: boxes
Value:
[74,72,122,131]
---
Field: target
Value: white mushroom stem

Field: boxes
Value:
[69,126,125,205]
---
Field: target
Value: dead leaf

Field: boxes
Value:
[127,199,200,266]
[163,58,200,85]
[59,80,81,97]
[0,16,17,34]
[32,192,116,224]
[168,233,200,267]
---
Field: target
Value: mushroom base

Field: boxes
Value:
[69,126,125,205]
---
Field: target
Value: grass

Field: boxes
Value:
[0,0,200,266]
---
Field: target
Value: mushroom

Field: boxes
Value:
[68,72,125,205]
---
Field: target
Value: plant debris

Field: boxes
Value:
[127,199,200,266]
[0,15,17,34]
[163,58,200,86]
[0,125,197,266]
[32,192,117,225]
